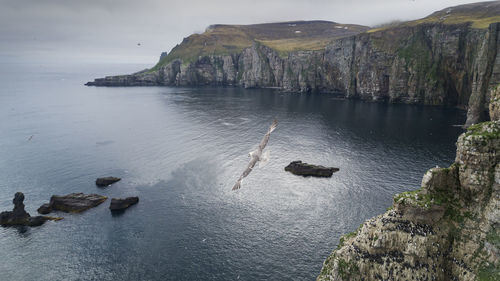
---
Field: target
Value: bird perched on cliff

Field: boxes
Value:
[232,119,278,190]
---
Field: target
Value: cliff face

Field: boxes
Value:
[316,99,500,280]
[87,22,500,125]
[490,86,500,121]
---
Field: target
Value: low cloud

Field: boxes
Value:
[0,0,487,64]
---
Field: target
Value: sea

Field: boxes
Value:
[0,62,466,280]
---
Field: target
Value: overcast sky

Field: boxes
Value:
[0,0,489,65]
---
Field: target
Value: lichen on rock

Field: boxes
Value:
[317,121,500,281]
[490,85,500,122]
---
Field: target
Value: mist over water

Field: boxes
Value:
[0,63,465,280]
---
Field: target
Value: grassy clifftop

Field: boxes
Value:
[153,1,500,70]
[370,1,500,33]
[152,21,368,69]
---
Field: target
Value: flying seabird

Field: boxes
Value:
[232,119,278,190]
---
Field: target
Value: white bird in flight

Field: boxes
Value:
[232,119,278,190]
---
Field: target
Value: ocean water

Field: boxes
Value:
[0,63,466,281]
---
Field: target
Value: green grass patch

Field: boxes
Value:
[368,13,500,34]
[486,228,500,248]
[410,15,500,29]
[465,122,500,140]
[393,187,436,209]
[150,21,369,70]
[337,258,360,279]
[337,230,357,249]
[478,262,500,281]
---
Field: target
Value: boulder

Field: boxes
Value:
[110,197,139,212]
[284,161,339,177]
[95,176,121,187]
[40,193,108,213]
[1,192,62,227]
[37,203,52,215]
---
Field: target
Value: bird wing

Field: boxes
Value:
[232,119,278,190]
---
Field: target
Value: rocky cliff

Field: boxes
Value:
[316,88,500,280]
[86,2,500,125]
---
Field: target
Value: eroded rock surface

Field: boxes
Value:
[285,161,339,177]
[39,193,108,213]
[109,197,139,212]
[95,176,121,187]
[317,121,500,281]
[37,203,52,215]
[1,192,62,227]
[490,86,500,122]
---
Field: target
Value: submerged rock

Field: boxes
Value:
[95,177,121,187]
[109,197,139,212]
[39,193,108,213]
[284,161,339,177]
[1,192,62,227]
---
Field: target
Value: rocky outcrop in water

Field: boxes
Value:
[37,203,52,215]
[285,161,339,177]
[39,193,108,213]
[96,176,121,187]
[109,197,139,212]
[1,192,62,227]
[317,117,500,280]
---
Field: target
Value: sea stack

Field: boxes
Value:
[1,192,62,227]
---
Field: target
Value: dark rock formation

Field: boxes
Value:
[1,192,62,227]
[109,197,139,212]
[12,192,29,218]
[37,203,52,215]
[95,176,121,187]
[285,161,339,177]
[159,52,168,61]
[26,216,52,227]
[39,193,108,213]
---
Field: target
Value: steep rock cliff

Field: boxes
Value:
[316,105,500,280]
[490,85,500,121]
[86,2,500,125]
[86,23,500,125]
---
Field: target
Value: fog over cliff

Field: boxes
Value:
[0,0,489,63]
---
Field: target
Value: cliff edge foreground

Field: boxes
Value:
[317,89,500,281]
